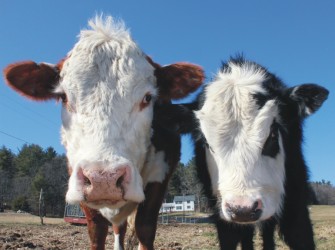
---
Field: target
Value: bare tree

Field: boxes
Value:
[310,180,335,205]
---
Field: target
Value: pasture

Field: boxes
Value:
[0,205,334,249]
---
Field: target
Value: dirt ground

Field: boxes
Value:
[0,223,218,250]
[1,206,335,249]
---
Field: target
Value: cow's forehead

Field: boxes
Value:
[197,61,281,155]
[58,16,155,98]
[200,61,270,121]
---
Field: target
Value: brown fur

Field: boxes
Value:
[3,61,60,101]
[4,55,204,250]
[155,63,204,101]
[146,56,205,101]
[80,204,110,250]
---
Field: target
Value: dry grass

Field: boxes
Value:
[309,206,335,250]
[0,212,64,225]
[0,205,334,249]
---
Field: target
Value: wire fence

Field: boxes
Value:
[158,214,212,224]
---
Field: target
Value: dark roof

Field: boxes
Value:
[173,195,195,202]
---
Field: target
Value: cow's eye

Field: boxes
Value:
[262,121,280,157]
[143,93,152,104]
[140,93,153,110]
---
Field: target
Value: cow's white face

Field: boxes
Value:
[4,15,205,216]
[195,61,286,223]
[56,17,157,209]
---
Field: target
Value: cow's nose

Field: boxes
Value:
[226,200,263,223]
[82,165,130,203]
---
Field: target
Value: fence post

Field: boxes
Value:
[39,188,44,225]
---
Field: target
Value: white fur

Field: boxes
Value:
[99,202,138,225]
[114,234,122,250]
[54,16,159,221]
[195,61,286,222]
[141,148,170,185]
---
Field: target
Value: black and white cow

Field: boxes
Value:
[160,57,329,250]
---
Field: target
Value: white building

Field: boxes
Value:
[160,195,195,213]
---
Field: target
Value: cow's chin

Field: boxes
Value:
[84,199,128,210]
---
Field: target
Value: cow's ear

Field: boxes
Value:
[3,61,60,101]
[155,63,205,100]
[289,83,329,117]
[154,103,198,134]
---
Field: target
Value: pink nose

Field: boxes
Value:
[80,166,130,203]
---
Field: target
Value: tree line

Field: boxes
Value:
[0,145,68,217]
[0,144,334,217]
[167,158,335,211]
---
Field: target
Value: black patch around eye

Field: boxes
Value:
[262,121,280,158]
[253,93,269,110]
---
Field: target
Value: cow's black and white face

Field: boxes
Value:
[195,58,328,223]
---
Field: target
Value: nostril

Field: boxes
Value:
[226,203,233,213]
[116,174,125,189]
[83,176,91,186]
[252,201,259,211]
[252,200,263,212]
[77,167,91,186]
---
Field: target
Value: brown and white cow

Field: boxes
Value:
[3,16,204,250]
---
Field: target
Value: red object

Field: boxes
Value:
[64,216,87,225]
[64,204,87,225]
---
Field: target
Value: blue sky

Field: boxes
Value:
[0,1,334,184]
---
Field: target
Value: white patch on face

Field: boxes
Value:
[57,16,157,207]
[195,62,286,222]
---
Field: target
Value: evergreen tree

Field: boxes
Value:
[44,147,57,161]
[15,144,46,176]
[167,163,185,201]
[12,196,30,212]
[0,146,16,178]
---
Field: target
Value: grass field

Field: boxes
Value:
[0,205,334,249]
[0,212,64,225]
[309,206,335,250]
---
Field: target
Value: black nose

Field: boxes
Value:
[226,201,262,223]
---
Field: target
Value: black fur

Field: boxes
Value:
[163,57,329,250]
